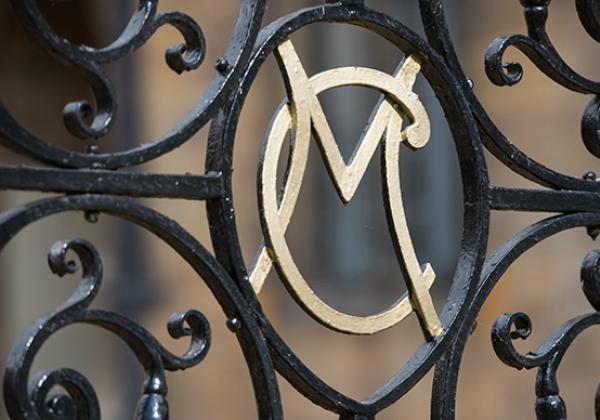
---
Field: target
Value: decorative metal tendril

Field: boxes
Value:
[491,249,600,419]
[3,239,211,420]
[485,0,600,159]
[8,0,206,141]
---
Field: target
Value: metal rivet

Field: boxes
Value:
[226,317,241,332]
[84,211,100,223]
[583,171,597,181]
[86,144,99,154]
[215,58,230,74]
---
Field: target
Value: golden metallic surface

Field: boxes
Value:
[250,39,442,338]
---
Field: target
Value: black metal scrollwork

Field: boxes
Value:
[10,0,205,140]
[3,238,211,419]
[485,0,600,160]
[490,248,600,419]
[1,0,600,419]
[0,0,265,169]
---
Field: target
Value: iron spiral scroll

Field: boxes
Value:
[0,0,599,418]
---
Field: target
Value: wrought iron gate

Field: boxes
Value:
[1,0,600,418]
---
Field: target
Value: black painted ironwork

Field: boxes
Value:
[0,0,599,418]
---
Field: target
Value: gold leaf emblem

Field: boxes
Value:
[250,39,442,340]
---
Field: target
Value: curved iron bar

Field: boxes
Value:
[492,311,600,419]
[431,212,600,419]
[0,195,282,419]
[419,0,600,191]
[0,0,265,169]
[484,0,600,93]
[207,3,488,416]
[8,0,205,140]
[492,312,599,371]
[486,248,600,419]
[483,0,600,160]
[4,238,211,419]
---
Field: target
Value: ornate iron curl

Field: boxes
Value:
[431,212,600,420]
[0,0,266,169]
[9,0,205,140]
[0,194,283,419]
[3,238,211,419]
[485,0,600,93]
[420,0,600,191]
[485,0,600,159]
[490,249,600,419]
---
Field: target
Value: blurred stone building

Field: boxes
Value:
[1,1,600,419]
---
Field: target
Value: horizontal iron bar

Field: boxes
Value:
[489,186,600,212]
[0,165,223,200]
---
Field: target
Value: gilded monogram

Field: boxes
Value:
[250,39,442,339]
